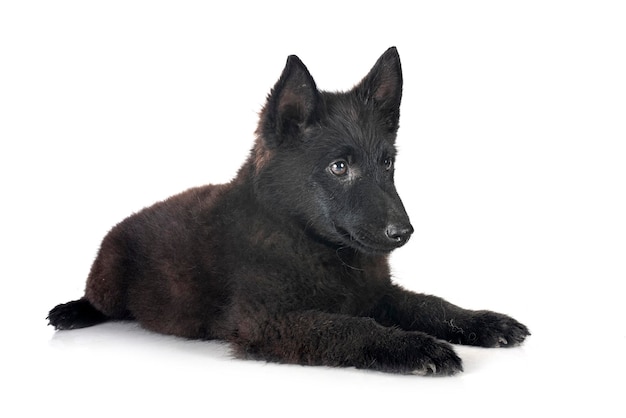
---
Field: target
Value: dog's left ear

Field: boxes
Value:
[355,47,403,132]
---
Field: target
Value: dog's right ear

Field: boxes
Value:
[258,55,320,148]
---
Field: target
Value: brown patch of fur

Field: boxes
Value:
[252,138,273,174]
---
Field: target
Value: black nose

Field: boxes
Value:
[385,223,414,243]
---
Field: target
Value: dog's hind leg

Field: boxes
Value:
[48,224,135,330]
[84,224,136,319]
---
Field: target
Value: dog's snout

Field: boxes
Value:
[385,223,414,243]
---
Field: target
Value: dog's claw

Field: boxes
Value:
[411,363,438,376]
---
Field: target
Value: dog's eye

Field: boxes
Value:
[330,160,349,176]
[383,157,394,171]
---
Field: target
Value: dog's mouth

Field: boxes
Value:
[334,226,410,254]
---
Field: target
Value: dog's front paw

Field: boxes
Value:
[451,311,530,348]
[409,337,464,376]
[366,332,463,376]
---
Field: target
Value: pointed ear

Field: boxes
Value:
[258,55,320,148]
[355,47,403,131]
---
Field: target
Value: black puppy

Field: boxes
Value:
[49,47,529,375]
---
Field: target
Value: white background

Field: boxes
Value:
[1,1,625,417]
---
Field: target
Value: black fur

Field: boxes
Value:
[48,298,108,330]
[48,47,529,375]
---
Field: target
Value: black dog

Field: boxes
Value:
[48,47,529,375]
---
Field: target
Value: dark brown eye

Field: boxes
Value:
[384,157,394,171]
[330,160,349,176]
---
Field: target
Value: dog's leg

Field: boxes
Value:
[229,310,463,375]
[370,285,530,347]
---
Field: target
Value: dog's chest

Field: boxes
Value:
[289,253,388,315]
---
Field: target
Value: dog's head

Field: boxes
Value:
[253,47,413,254]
